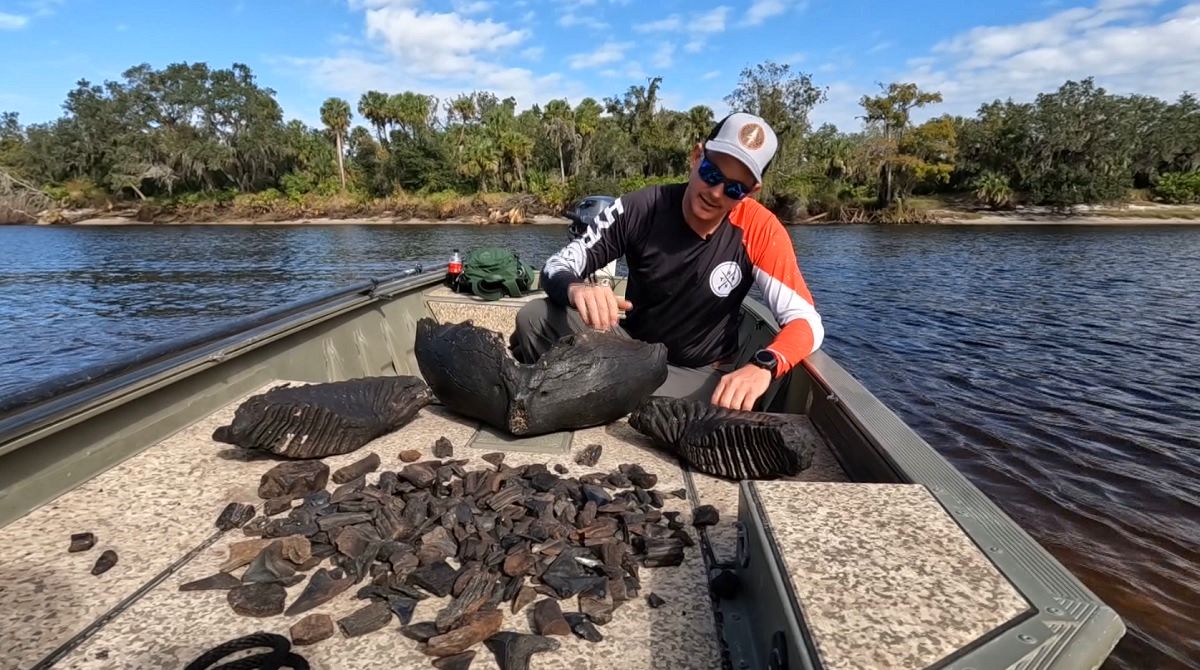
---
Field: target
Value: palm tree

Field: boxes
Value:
[357,91,390,146]
[542,99,575,183]
[574,98,602,177]
[686,105,715,143]
[320,97,352,190]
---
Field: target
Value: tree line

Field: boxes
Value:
[2,60,1199,221]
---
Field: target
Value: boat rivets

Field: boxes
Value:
[988,546,1001,552]
[1048,607,1062,614]
[1018,634,1037,644]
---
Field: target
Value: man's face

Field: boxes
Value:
[683,143,760,225]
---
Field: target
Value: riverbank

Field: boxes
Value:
[69,213,570,226]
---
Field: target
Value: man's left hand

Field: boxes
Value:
[711,364,773,411]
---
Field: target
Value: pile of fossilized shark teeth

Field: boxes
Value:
[191,446,696,668]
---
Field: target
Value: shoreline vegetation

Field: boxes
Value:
[3,60,1200,228]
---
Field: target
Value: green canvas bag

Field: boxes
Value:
[456,247,538,301]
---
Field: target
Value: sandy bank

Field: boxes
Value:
[68,214,571,226]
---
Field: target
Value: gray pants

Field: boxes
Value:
[509,298,729,402]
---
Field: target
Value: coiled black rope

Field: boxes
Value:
[183,632,310,670]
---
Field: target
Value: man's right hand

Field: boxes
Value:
[568,283,633,330]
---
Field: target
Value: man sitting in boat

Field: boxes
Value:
[510,112,824,411]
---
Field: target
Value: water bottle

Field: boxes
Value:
[448,249,463,276]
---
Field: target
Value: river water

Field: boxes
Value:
[0,223,1197,669]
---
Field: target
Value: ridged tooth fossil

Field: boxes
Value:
[212,376,433,458]
[68,532,95,553]
[414,319,667,436]
[628,396,817,480]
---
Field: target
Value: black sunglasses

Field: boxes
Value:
[698,150,752,201]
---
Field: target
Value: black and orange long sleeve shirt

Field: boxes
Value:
[542,183,824,377]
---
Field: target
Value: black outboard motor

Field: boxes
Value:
[565,195,616,239]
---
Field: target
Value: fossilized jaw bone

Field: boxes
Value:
[415,318,668,436]
[628,396,816,480]
[212,376,434,458]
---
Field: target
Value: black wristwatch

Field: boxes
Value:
[751,349,778,375]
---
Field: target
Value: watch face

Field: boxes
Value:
[755,350,776,367]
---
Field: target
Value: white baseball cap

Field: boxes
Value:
[704,112,779,184]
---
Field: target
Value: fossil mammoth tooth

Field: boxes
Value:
[628,396,816,480]
[414,318,668,436]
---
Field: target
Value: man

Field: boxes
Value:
[510,112,824,411]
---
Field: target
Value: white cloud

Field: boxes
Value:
[909,0,1200,120]
[452,0,492,13]
[683,6,731,52]
[363,6,528,76]
[0,12,29,29]
[520,46,544,61]
[651,42,675,68]
[744,0,807,26]
[558,11,608,28]
[635,14,682,32]
[808,81,865,131]
[702,70,722,80]
[866,40,894,54]
[569,40,631,69]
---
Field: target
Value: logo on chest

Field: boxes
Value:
[708,261,743,298]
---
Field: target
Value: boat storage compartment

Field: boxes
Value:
[723,481,1031,670]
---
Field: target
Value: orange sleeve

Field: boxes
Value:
[730,200,825,376]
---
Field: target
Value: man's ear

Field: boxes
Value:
[689,143,703,168]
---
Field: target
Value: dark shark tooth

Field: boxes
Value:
[400,463,437,489]
[484,631,561,670]
[285,568,355,616]
[692,505,719,527]
[531,598,571,636]
[512,585,537,614]
[574,444,602,467]
[242,542,297,584]
[402,621,441,642]
[605,472,631,489]
[669,488,687,500]
[432,651,476,670]
[564,612,603,642]
[502,549,536,577]
[257,460,330,500]
[411,560,457,597]
[91,549,118,575]
[220,538,273,572]
[330,475,366,504]
[415,319,667,437]
[215,502,256,531]
[227,582,285,617]
[553,463,568,475]
[629,396,817,480]
[425,610,504,657]
[433,437,455,458]
[332,452,381,484]
[262,517,318,539]
[338,601,393,638]
[672,529,695,548]
[68,532,95,553]
[646,592,666,609]
[387,595,418,625]
[212,376,433,458]
[481,452,505,468]
[290,613,335,646]
[580,484,612,506]
[179,572,242,591]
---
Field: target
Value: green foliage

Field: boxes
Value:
[1153,172,1200,204]
[8,60,1200,223]
[971,171,1015,209]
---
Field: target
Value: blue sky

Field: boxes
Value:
[2,0,1198,131]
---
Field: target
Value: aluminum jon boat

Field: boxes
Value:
[0,267,1124,670]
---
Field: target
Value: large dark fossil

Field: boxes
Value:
[628,396,816,480]
[212,376,434,458]
[414,319,667,436]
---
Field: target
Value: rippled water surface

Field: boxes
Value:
[0,223,1197,669]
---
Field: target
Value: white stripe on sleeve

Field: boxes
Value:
[752,266,825,353]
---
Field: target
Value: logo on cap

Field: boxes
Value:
[738,123,766,150]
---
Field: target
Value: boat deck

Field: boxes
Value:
[0,287,1032,670]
